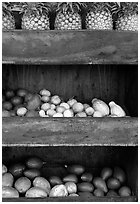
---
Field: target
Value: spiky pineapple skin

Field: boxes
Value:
[116,14,138,31]
[55,11,82,30]
[22,14,50,30]
[2,15,15,30]
[86,11,113,30]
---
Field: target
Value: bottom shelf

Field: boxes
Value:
[3,196,137,202]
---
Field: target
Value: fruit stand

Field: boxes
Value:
[2,2,138,202]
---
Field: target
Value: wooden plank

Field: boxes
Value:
[2,30,138,64]
[2,118,138,146]
[2,196,137,202]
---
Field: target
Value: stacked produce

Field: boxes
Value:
[2,88,126,117]
[2,157,132,198]
[2,2,138,31]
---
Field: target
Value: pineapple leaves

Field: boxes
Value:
[56,2,86,14]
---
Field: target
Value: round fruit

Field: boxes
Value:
[56,106,66,113]
[17,89,28,97]
[2,186,19,198]
[77,182,94,192]
[60,102,70,110]
[17,107,27,116]
[85,107,94,116]
[107,190,118,197]
[83,104,90,110]
[63,109,74,117]
[47,109,56,117]
[2,164,7,174]
[25,187,48,198]
[49,176,63,187]
[5,90,15,99]
[27,94,41,110]
[24,169,41,180]
[67,99,77,107]
[49,184,68,197]
[93,177,108,193]
[39,110,47,117]
[9,163,26,178]
[113,166,126,184]
[118,186,131,197]
[2,110,10,117]
[101,167,113,180]
[51,95,61,105]
[40,89,51,96]
[41,103,51,111]
[67,165,85,175]
[75,112,87,117]
[26,157,44,169]
[65,182,77,194]
[81,172,93,182]
[53,113,63,117]
[72,102,84,113]
[11,96,23,106]
[41,95,50,103]
[33,177,51,194]
[2,101,12,111]
[63,174,78,183]
[94,188,104,197]
[107,178,121,190]
[14,177,31,193]
[50,104,56,110]
[93,111,103,117]
[2,173,14,187]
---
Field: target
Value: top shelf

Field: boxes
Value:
[2,30,138,65]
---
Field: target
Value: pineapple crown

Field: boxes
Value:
[55,2,86,14]
[86,2,112,13]
[19,2,51,16]
[2,2,13,17]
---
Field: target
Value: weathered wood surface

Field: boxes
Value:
[2,30,138,64]
[2,196,137,202]
[2,118,138,146]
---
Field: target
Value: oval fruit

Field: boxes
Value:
[24,169,41,180]
[27,94,41,110]
[11,96,23,106]
[47,109,56,117]
[49,184,68,197]
[2,110,10,117]
[63,109,74,117]
[67,99,77,107]
[17,107,27,116]
[107,178,121,190]
[83,104,90,110]
[81,172,93,182]
[107,190,118,197]
[5,90,15,99]
[26,157,44,169]
[2,186,19,198]
[113,166,126,184]
[49,176,63,187]
[93,111,103,117]
[2,164,7,174]
[60,102,70,110]
[92,99,109,116]
[17,89,28,97]
[72,102,84,113]
[14,177,31,194]
[3,101,13,111]
[118,186,131,197]
[40,89,51,96]
[78,182,94,192]
[9,163,26,178]
[53,113,63,117]
[51,95,61,105]
[101,167,113,180]
[65,182,77,194]
[33,177,51,194]
[93,177,108,193]
[63,174,78,183]
[25,187,48,198]
[41,103,51,111]
[85,107,94,116]
[56,106,66,114]
[67,165,85,175]
[41,95,50,103]
[75,112,87,117]
[2,173,14,187]
[94,188,104,197]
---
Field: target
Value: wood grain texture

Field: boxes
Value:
[2,30,138,64]
[2,196,137,202]
[2,118,138,146]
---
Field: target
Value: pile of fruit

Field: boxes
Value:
[2,2,138,31]
[2,156,132,198]
[2,88,126,118]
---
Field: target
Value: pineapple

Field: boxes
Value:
[54,2,85,30]
[2,2,15,30]
[21,2,50,30]
[85,2,113,30]
[116,2,138,31]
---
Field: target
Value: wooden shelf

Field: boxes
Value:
[3,195,137,202]
[2,117,138,147]
[2,30,138,65]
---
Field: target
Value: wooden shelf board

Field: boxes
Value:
[2,30,138,65]
[2,117,138,146]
